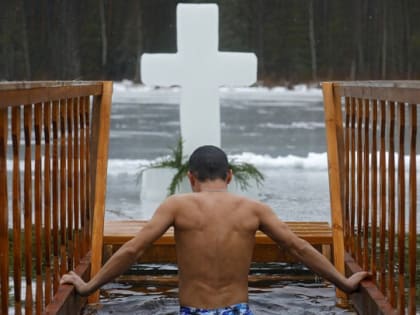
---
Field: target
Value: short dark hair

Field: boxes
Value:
[188,145,229,182]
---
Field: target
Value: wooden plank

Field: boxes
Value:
[370,100,378,281]
[336,80,420,89]
[52,100,60,293]
[12,106,22,313]
[379,100,387,294]
[102,220,332,264]
[44,253,91,315]
[388,102,396,307]
[321,82,347,306]
[335,85,347,237]
[362,99,370,270]
[44,100,53,307]
[59,99,67,277]
[105,242,329,265]
[0,83,102,107]
[0,107,9,315]
[344,97,350,252]
[103,220,332,245]
[0,80,104,90]
[350,97,356,256]
[336,82,420,104]
[79,97,87,257]
[83,96,91,253]
[67,98,74,271]
[24,105,33,314]
[397,102,405,314]
[356,98,363,265]
[345,253,396,315]
[89,82,113,303]
[73,97,80,265]
[408,105,417,315]
[34,103,43,314]
[106,243,325,264]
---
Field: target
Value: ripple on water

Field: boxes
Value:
[82,282,356,315]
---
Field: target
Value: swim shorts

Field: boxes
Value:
[180,302,254,315]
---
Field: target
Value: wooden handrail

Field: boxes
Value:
[0,81,103,107]
[0,81,113,315]
[322,81,418,315]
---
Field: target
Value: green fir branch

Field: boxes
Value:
[168,162,189,195]
[138,138,264,196]
[229,161,264,191]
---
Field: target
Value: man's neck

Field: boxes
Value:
[196,180,228,193]
[201,188,227,192]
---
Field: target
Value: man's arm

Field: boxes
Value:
[257,204,370,293]
[60,196,178,296]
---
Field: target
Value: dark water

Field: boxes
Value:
[83,282,355,315]
[81,263,356,315]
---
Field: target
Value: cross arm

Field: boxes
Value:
[141,54,181,87]
[217,52,257,86]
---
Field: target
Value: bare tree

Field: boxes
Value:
[381,2,387,79]
[16,0,31,79]
[99,0,107,68]
[308,0,317,82]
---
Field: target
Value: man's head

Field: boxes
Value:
[188,145,230,182]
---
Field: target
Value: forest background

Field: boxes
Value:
[1,0,419,85]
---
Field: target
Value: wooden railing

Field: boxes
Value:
[0,81,112,315]
[322,81,418,315]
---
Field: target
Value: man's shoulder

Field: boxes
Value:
[229,193,267,206]
[164,192,199,205]
[166,192,269,209]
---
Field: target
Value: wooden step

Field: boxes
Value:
[103,220,333,264]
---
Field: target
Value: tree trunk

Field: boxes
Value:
[308,0,317,82]
[381,3,387,79]
[16,0,31,79]
[402,0,411,78]
[99,0,107,68]
[134,1,143,83]
[256,0,264,82]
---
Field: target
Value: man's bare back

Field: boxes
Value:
[173,191,260,307]
[61,145,370,314]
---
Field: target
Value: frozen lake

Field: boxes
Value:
[106,81,332,223]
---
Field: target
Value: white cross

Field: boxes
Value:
[141,3,257,156]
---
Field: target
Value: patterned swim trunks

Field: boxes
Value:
[180,302,254,315]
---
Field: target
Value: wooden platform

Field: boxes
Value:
[103,220,333,263]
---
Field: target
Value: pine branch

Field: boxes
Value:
[229,161,265,191]
[138,138,264,196]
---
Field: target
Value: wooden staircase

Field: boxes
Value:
[102,220,333,263]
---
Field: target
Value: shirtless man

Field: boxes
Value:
[61,145,370,315]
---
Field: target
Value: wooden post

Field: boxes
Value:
[88,81,113,303]
[44,100,53,306]
[0,108,9,315]
[34,103,43,314]
[370,100,378,282]
[52,100,60,293]
[408,105,417,315]
[322,82,348,307]
[24,105,33,314]
[388,102,396,307]
[379,100,387,294]
[59,99,67,277]
[12,106,22,314]
[397,102,405,314]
